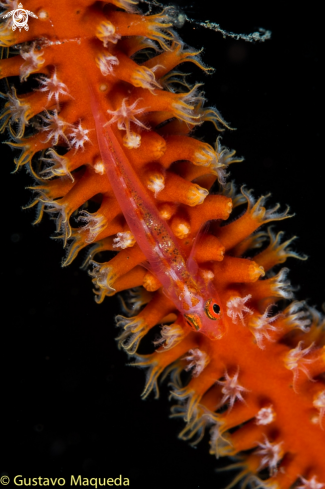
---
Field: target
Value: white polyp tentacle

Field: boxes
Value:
[153,323,185,350]
[241,186,293,224]
[36,69,72,106]
[198,104,232,131]
[89,261,116,303]
[115,315,147,354]
[76,210,107,243]
[212,135,243,183]
[172,84,205,124]
[93,161,105,175]
[209,423,233,458]
[269,268,294,300]
[39,148,73,181]
[112,0,139,13]
[255,405,276,425]
[19,42,45,81]
[122,131,141,148]
[186,184,209,206]
[313,390,325,429]
[255,435,284,477]
[248,305,283,349]
[264,226,308,263]
[131,66,162,93]
[61,232,88,267]
[160,69,191,93]
[171,400,221,447]
[215,135,243,165]
[131,354,164,399]
[96,52,120,76]
[113,231,136,249]
[146,15,175,51]
[69,121,92,151]
[183,348,210,377]
[194,142,228,185]
[96,21,121,46]
[0,86,31,138]
[221,181,247,208]
[216,368,249,411]
[194,144,217,167]
[105,98,148,148]
[37,196,71,244]
[38,109,72,146]
[226,294,253,325]
[296,476,325,489]
[308,306,325,329]
[169,385,201,423]
[147,172,165,197]
[282,300,311,332]
[173,221,190,239]
[119,287,152,317]
[284,341,317,389]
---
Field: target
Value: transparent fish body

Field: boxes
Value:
[91,93,225,340]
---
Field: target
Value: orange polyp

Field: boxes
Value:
[58,168,111,214]
[157,135,216,168]
[59,145,99,174]
[152,332,200,372]
[111,266,147,293]
[194,235,225,262]
[95,215,125,240]
[157,118,194,136]
[229,421,266,454]
[170,215,191,239]
[20,91,62,117]
[212,256,264,286]
[271,457,310,489]
[0,54,26,78]
[185,359,224,399]
[245,274,289,303]
[106,244,146,277]
[94,195,120,222]
[156,171,205,205]
[158,202,177,220]
[32,173,82,201]
[143,42,208,79]
[127,87,183,115]
[220,400,259,431]
[171,161,216,185]
[300,349,325,379]
[187,195,232,233]
[217,210,265,251]
[142,271,162,292]
[254,244,286,272]
[107,11,173,44]
[107,49,150,87]
[136,291,175,329]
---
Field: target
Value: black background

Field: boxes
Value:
[0,2,322,488]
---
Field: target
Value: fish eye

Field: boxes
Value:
[204,299,221,320]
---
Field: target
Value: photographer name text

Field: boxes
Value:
[6,475,130,487]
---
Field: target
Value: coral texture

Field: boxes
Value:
[1,1,323,487]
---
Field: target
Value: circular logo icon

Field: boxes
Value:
[12,8,29,31]
[0,476,10,486]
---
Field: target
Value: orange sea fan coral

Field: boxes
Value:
[1,1,323,488]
